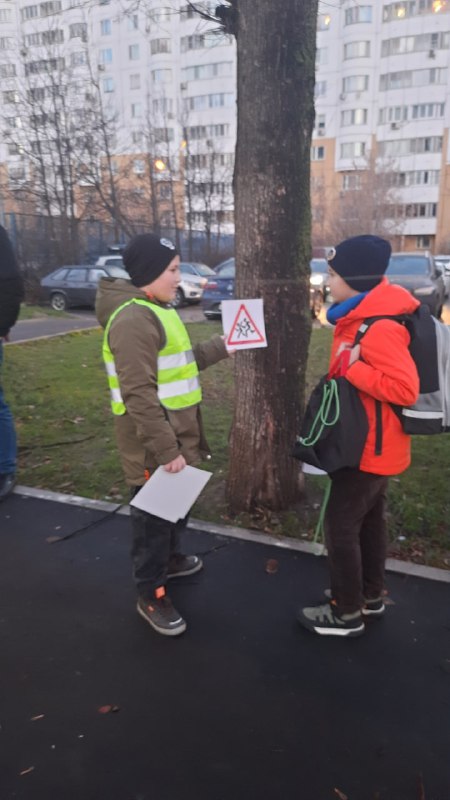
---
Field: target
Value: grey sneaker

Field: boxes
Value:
[137,594,186,637]
[167,554,203,579]
[324,588,385,617]
[297,602,365,637]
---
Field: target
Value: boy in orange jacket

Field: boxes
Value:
[298,235,420,637]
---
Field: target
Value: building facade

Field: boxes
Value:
[1,1,450,252]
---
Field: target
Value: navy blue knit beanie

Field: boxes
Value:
[327,235,391,292]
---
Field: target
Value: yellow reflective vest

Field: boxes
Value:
[102,299,202,415]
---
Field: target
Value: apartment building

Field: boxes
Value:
[1,1,450,251]
[312,0,450,252]
[0,0,236,234]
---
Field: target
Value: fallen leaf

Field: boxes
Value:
[20,767,35,776]
[265,559,278,574]
[30,714,45,721]
[46,536,62,544]
[334,789,348,800]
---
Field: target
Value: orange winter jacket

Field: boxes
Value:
[329,278,420,475]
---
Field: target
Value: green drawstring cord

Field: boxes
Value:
[299,379,340,447]
[313,478,331,544]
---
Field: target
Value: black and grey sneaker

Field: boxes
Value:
[297,602,365,637]
[137,593,186,637]
[167,554,203,579]
[323,589,385,617]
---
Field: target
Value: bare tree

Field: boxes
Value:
[221,1,318,513]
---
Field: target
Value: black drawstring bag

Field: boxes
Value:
[292,376,369,473]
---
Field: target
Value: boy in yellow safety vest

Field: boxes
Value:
[96,234,230,637]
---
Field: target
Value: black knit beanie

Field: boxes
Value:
[327,235,391,292]
[123,234,178,287]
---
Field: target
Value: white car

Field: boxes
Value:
[95,255,124,269]
[434,255,450,297]
[172,261,216,308]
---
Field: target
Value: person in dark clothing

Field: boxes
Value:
[0,225,24,501]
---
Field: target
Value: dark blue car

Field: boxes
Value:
[201,258,236,319]
[201,257,324,320]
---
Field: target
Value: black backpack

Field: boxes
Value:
[292,375,369,473]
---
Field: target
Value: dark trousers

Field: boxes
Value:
[325,468,389,615]
[129,489,188,600]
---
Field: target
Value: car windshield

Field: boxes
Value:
[193,263,215,277]
[386,256,429,276]
[216,265,235,279]
[310,259,328,273]
[108,266,130,279]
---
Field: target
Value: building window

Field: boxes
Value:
[42,29,64,44]
[152,68,172,82]
[316,47,328,65]
[70,22,87,41]
[130,73,140,89]
[0,9,12,21]
[0,63,16,78]
[150,38,171,55]
[154,127,174,142]
[103,77,114,92]
[417,236,431,248]
[129,44,140,60]
[100,19,111,35]
[131,102,142,118]
[345,6,372,24]
[180,4,197,19]
[342,174,363,190]
[314,80,327,98]
[311,145,325,161]
[3,91,19,104]
[378,105,409,124]
[99,48,113,64]
[383,0,450,20]
[183,93,234,111]
[341,108,368,126]
[378,136,442,156]
[340,141,366,158]
[71,51,87,67]
[381,31,450,56]
[40,1,62,16]
[0,37,14,50]
[133,159,145,174]
[317,13,331,30]
[182,62,233,80]
[180,33,218,51]
[342,75,369,93]
[344,41,371,59]
[411,102,445,119]
[21,5,39,20]
[380,68,446,90]
[153,98,173,114]
[127,14,138,30]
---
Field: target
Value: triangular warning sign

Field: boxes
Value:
[227,303,265,346]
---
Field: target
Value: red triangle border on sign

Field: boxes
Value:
[227,303,265,346]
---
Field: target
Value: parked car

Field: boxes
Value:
[201,258,324,320]
[310,257,330,300]
[385,253,445,318]
[434,254,450,297]
[40,263,130,311]
[95,255,124,269]
[171,261,216,308]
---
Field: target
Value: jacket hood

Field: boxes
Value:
[95,277,154,328]
[342,278,420,328]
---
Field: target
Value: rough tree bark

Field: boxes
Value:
[226,0,319,513]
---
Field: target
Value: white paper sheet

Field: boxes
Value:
[221,299,267,350]
[129,465,212,522]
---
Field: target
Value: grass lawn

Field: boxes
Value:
[3,324,449,569]
[19,304,71,320]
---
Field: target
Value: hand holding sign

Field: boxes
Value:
[221,299,267,351]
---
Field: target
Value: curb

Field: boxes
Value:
[14,485,450,585]
[7,325,100,345]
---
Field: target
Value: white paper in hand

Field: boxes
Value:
[129,465,212,522]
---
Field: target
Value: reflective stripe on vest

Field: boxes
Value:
[102,298,202,415]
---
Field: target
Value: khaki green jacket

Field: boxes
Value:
[96,277,227,486]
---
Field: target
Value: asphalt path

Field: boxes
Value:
[7,299,450,344]
[8,305,207,344]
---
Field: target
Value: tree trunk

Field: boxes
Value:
[226,0,318,513]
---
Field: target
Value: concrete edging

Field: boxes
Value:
[14,484,450,584]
